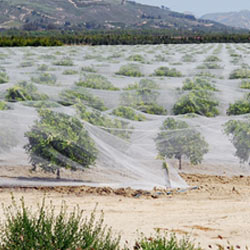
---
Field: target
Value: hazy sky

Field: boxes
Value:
[134,0,250,16]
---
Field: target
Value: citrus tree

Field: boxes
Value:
[155,118,209,169]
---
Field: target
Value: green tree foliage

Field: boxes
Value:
[31,73,58,86]
[24,109,97,178]
[152,66,182,77]
[240,80,250,89]
[53,57,74,66]
[75,103,133,140]
[59,87,107,111]
[121,88,167,115]
[116,64,144,77]
[0,198,120,250]
[230,68,250,79]
[0,101,10,110]
[224,120,250,164]
[5,81,48,102]
[124,79,159,90]
[0,71,9,84]
[76,74,119,90]
[155,118,209,169]
[173,90,219,117]
[127,54,145,62]
[182,78,217,91]
[112,106,146,121]
[227,93,250,115]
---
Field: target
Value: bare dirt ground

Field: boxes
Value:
[0,173,250,249]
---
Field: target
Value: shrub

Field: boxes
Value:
[63,69,78,75]
[53,57,74,66]
[195,71,216,78]
[127,54,145,62]
[59,88,107,111]
[75,103,133,140]
[22,100,61,109]
[182,54,195,62]
[152,66,182,77]
[76,74,119,91]
[5,82,48,102]
[24,109,97,178]
[31,73,58,86]
[230,68,250,79]
[173,90,219,117]
[121,88,167,115]
[81,66,97,73]
[116,64,144,77]
[124,79,159,90]
[205,55,220,62]
[0,101,10,110]
[112,106,146,121]
[37,64,49,71]
[197,63,222,69]
[240,80,250,89]
[182,78,217,91]
[135,232,202,250]
[0,197,120,250]
[0,72,9,84]
[227,94,250,115]
[19,61,34,68]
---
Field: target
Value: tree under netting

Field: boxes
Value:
[155,118,209,170]
[224,120,250,165]
[24,109,98,179]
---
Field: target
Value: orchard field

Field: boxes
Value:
[0,43,249,189]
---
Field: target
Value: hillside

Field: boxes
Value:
[201,10,250,30]
[0,0,240,32]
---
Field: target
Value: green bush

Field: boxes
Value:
[121,88,167,115]
[22,101,61,109]
[75,103,133,140]
[152,66,182,77]
[0,71,9,84]
[53,57,74,66]
[230,68,250,79]
[81,66,97,73]
[0,100,10,110]
[37,64,49,71]
[127,54,145,62]
[76,74,119,90]
[31,73,58,86]
[173,90,219,117]
[197,63,222,69]
[195,71,216,78]
[112,106,146,121]
[116,64,144,77]
[135,233,202,250]
[59,87,107,111]
[0,197,120,250]
[182,54,195,62]
[24,109,97,178]
[5,82,48,102]
[204,55,220,62]
[227,94,250,115]
[63,69,78,75]
[124,79,159,90]
[224,120,250,164]
[240,80,250,89]
[19,61,34,68]
[182,78,217,91]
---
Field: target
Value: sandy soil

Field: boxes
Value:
[0,173,250,249]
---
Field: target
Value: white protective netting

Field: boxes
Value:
[0,44,249,189]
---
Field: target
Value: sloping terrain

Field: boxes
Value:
[0,0,238,32]
[202,10,250,30]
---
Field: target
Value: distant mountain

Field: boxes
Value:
[201,10,250,30]
[0,0,241,33]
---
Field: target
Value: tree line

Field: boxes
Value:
[0,30,250,46]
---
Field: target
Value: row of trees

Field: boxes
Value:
[0,30,250,46]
